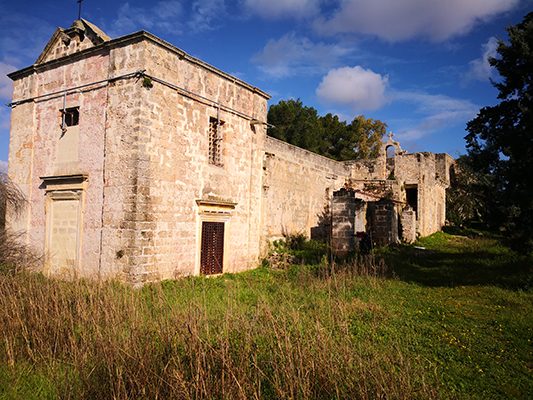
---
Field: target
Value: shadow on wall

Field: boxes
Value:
[310,202,331,242]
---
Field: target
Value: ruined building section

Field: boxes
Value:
[331,190,361,255]
[330,134,454,253]
[8,20,269,283]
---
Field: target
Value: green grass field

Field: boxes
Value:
[1,231,532,399]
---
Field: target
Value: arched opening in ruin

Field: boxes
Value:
[386,145,396,179]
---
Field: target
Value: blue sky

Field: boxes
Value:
[1,0,532,169]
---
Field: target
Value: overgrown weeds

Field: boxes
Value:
[0,265,436,399]
[265,233,330,266]
[1,231,532,399]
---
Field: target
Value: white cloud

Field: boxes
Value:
[244,0,320,19]
[252,33,352,78]
[154,1,183,19]
[315,0,520,42]
[463,37,499,82]
[111,3,156,34]
[188,0,226,32]
[109,1,227,35]
[110,1,183,37]
[0,160,7,173]
[0,62,16,100]
[394,92,479,140]
[316,66,389,111]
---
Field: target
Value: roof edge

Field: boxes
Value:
[8,29,270,100]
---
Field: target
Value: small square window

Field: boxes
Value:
[62,107,79,127]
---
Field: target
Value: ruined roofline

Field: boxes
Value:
[7,28,270,101]
[396,150,455,161]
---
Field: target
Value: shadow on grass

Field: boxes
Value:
[380,234,533,290]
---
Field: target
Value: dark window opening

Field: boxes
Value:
[386,145,395,158]
[63,107,79,127]
[405,186,418,215]
[200,221,224,275]
[209,117,223,166]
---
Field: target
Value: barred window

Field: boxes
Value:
[208,117,223,166]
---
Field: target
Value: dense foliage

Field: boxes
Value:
[267,98,387,161]
[445,155,489,227]
[464,12,533,249]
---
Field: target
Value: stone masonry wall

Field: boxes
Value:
[395,152,446,237]
[401,206,417,243]
[436,153,455,185]
[262,137,350,249]
[367,199,398,245]
[98,36,269,283]
[9,51,110,278]
[331,191,360,256]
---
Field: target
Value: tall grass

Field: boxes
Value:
[1,231,532,399]
[0,262,437,399]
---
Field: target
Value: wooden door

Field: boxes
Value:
[200,221,224,274]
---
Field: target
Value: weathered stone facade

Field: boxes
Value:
[8,20,269,284]
[7,20,454,282]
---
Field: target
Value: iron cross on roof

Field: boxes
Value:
[77,0,84,21]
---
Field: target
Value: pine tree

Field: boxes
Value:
[465,12,533,249]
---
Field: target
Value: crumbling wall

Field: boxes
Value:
[346,159,380,180]
[435,153,455,186]
[367,199,399,245]
[331,190,368,256]
[331,190,355,256]
[395,152,448,237]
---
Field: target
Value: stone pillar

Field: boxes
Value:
[401,205,417,243]
[331,189,356,256]
[367,199,399,245]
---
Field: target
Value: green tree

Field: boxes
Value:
[464,12,533,249]
[266,99,323,154]
[267,99,386,161]
[320,113,354,160]
[352,116,387,159]
[446,155,488,227]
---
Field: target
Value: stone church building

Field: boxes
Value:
[7,20,454,283]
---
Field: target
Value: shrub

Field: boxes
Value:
[0,172,42,270]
